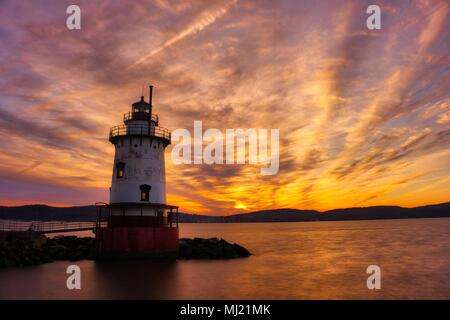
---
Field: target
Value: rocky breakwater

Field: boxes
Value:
[178,237,251,259]
[0,231,96,268]
[0,231,251,268]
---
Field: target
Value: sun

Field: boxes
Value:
[234,201,248,210]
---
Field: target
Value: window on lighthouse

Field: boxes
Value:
[140,184,151,201]
[116,162,125,178]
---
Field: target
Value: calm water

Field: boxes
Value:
[1,218,450,299]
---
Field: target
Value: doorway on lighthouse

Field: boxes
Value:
[140,184,151,201]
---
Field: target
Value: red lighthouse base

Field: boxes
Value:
[95,203,179,258]
[98,226,179,258]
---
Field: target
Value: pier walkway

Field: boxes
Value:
[0,219,98,234]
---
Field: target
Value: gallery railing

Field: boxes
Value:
[123,111,158,124]
[109,124,171,143]
[95,202,179,230]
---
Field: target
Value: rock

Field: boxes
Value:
[55,236,78,248]
[46,244,67,259]
[232,243,251,257]
[33,234,47,249]
[67,247,85,261]
[85,246,97,260]
[178,239,193,259]
[39,252,54,263]
[0,231,94,267]
[5,252,20,267]
[178,237,251,260]
[0,256,6,268]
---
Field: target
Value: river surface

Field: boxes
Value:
[1,218,449,299]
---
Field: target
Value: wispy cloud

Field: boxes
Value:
[0,0,449,213]
[129,0,238,68]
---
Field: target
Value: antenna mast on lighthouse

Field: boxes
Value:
[149,85,153,134]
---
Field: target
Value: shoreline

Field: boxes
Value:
[0,231,251,268]
[2,215,450,225]
[1,202,449,224]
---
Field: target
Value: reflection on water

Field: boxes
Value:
[1,218,450,299]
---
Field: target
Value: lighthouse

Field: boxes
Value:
[95,86,179,258]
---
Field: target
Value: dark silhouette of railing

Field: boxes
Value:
[0,219,101,233]
[95,202,179,229]
[123,111,158,124]
[109,124,171,144]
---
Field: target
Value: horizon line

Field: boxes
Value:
[1,201,448,216]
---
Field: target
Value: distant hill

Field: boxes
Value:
[0,205,97,221]
[0,202,449,223]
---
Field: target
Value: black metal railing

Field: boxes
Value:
[109,124,171,143]
[94,203,179,230]
[123,111,158,124]
[0,219,99,233]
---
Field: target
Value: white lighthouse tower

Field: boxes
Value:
[109,86,168,206]
[96,86,179,257]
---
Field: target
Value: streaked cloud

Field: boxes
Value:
[0,0,449,214]
[130,0,238,67]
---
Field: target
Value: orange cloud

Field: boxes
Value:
[0,0,449,214]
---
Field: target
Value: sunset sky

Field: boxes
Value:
[0,0,449,215]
